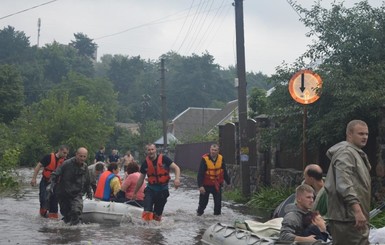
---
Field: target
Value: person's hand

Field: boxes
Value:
[46,183,53,194]
[132,193,137,200]
[354,209,368,231]
[30,178,37,187]
[199,186,205,194]
[174,178,180,189]
[86,192,93,200]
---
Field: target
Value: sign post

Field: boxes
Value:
[288,69,322,169]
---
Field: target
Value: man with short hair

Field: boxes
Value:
[51,147,92,225]
[303,164,327,217]
[196,144,230,216]
[133,143,181,222]
[94,146,106,164]
[279,184,317,243]
[107,149,121,167]
[325,119,371,244]
[88,161,105,193]
[30,145,69,219]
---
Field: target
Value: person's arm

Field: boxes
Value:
[197,158,206,194]
[280,212,316,242]
[132,173,146,200]
[30,162,43,186]
[121,177,129,192]
[170,162,180,189]
[110,177,121,196]
[222,158,231,185]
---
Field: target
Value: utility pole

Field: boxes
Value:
[160,58,168,154]
[37,18,41,47]
[234,0,250,196]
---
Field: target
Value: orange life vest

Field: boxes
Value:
[202,154,224,186]
[146,154,170,185]
[94,171,120,201]
[42,153,65,180]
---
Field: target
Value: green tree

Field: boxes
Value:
[266,0,385,152]
[0,64,24,123]
[164,51,236,118]
[40,41,94,84]
[55,72,118,125]
[15,92,113,165]
[69,32,97,59]
[107,55,159,122]
[0,26,31,65]
[248,87,267,119]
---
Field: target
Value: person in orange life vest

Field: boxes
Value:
[132,143,181,222]
[196,144,230,216]
[94,162,122,201]
[30,145,69,219]
[115,161,145,207]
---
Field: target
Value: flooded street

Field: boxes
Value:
[0,168,259,245]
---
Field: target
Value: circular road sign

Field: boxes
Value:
[288,69,322,104]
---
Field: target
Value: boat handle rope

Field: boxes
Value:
[211,223,227,233]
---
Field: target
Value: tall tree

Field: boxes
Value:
[55,72,118,125]
[69,32,98,60]
[0,26,31,65]
[0,65,24,123]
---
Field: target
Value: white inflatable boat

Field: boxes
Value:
[82,199,142,224]
[201,219,385,245]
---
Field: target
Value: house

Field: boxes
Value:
[169,100,239,143]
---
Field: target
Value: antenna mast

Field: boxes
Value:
[37,18,41,47]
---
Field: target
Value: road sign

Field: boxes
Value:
[288,69,322,104]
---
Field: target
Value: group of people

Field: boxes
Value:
[280,119,372,244]
[30,143,186,225]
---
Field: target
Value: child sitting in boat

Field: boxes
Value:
[301,210,330,242]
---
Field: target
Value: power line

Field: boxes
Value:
[0,0,59,20]
[94,6,199,40]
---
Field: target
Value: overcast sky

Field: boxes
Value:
[1,0,383,75]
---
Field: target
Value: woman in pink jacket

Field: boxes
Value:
[115,161,145,207]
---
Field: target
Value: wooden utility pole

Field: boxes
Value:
[234,0,250,196]
[160,58,168,154]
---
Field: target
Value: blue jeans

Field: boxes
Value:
[39,178,58,213]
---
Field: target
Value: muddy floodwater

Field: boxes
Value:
[0,168,266,245]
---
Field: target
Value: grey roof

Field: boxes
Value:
[170,101,239,142]
[154,133,179,145]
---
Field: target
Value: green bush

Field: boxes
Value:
[247,186,294,212]
[223,188,249,203]
[0,148,20,191]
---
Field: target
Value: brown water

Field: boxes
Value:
[0,168,261,245]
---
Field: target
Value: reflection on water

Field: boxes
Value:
[0,168,258,245]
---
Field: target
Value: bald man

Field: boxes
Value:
[303,164,327,217]
[50,147,92,225]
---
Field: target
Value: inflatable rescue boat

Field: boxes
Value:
[82,199,142,224]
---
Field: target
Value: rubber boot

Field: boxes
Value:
[141,211,153,221]
[70,215,80,226]
[48,213,59,219]
[153,214,162,222]
[39,208,48,218]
